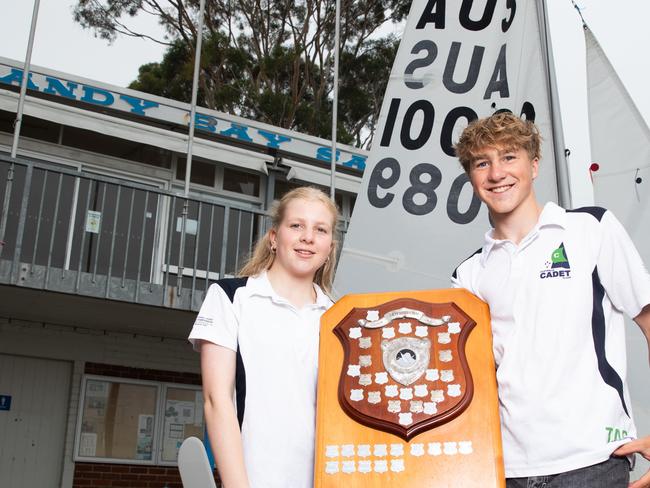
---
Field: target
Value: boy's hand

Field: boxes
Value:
[614,437,650,488]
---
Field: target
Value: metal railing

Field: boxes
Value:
[0,155,350,311]
[0,155,269,311]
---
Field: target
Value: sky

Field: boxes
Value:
[1,0,650,203]
[545,0,650,204]
[1,0,168,88]
[2,1,649,108]
[2,1,649,111]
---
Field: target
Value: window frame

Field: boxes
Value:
[73,374,204,466]
[157,383,206,466]
[217,164,263,201]
[172,154,265,206]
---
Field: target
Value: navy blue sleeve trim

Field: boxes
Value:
[235,348,246,427]
[214,277,248,428]
[215,277,249,302]
[452,247,483,280]
[567,206,607,222]
[591,267,629,417]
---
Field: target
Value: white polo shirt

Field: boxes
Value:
[452,202,650,477]
[188,272,332,488]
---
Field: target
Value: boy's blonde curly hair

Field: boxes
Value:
[454,112,542,172]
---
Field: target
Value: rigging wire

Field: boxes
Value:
[571,1,587,28]
[572,0,647,201]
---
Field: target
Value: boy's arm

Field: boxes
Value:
[634,303,650,366]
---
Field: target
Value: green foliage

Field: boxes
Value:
[73,0,408,148]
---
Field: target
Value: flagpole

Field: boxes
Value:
[11,0,41,158]
[330,0,341,200]
[1,0,41,255]
[184,0,206,199]
[177,0,205,291]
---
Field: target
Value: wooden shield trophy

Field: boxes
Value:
[314,289,504,487]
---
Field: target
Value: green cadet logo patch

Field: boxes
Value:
[539,243,571,279]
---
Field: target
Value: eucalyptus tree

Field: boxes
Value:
[73,0,409,147]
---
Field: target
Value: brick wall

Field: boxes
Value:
[73,462,186,488]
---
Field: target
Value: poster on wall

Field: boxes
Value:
[79,432,97,457]
[136,414,154,460]
[85,380,109,416]
[161,399,195,461]
[165,399,196,424]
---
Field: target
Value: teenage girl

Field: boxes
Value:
[188,186,340,488]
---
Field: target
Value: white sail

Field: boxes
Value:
[586,25,650,480]
[335,0,564,295]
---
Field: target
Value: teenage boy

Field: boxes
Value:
[451,112,650,487]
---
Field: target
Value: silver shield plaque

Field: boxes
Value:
[381,337,431,386]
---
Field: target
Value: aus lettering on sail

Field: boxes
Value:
[367,0,538,225]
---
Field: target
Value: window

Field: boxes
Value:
[222,166,261,197]
[273,178,301,200]
[0,110,61,144]
[62,126,172,168]
[176,157,216,187]
[75,376,204,465]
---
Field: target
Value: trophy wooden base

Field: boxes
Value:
[314,289,504,487]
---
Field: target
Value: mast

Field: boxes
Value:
[538,0,572,208]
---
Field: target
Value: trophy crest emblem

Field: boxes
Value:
[333,298,476,440]
[381,336,430,386]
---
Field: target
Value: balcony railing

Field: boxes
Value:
[0,155,276,311]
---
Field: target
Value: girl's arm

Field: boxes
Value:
[200,340,250,488]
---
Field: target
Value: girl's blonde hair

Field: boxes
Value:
[238,186,340,296]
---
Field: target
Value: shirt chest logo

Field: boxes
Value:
[539,242,571,279]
